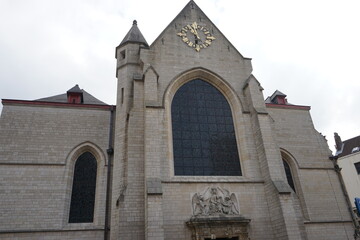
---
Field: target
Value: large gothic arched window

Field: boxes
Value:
[69,152,97,223]
[171,79,242,176]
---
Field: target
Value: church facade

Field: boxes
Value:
[0,1,354,240]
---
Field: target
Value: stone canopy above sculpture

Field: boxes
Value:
[192,186,240,216]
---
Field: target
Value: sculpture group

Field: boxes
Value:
[192,187,239,216]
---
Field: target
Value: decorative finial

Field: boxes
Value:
[133,20,137,25]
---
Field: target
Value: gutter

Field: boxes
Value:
[104,106,115,240]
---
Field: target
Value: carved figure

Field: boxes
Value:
[334,132,343,151]
[192,193,209,215]
[209,187,222,214]
[221,193,239,215]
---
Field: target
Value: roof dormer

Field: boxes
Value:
[268,90,287,105]
[67,84,83,104]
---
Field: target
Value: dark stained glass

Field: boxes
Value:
[69,152,97,223]
[172,79,242,176]
[283,159,296,192]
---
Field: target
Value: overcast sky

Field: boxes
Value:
[0,0,359,153]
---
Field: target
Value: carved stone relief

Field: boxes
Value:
[192,186,239,216]
[187,187,250,240]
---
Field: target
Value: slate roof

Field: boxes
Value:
[264,97,272,104]
[271,90,286,98]
[338,135,360,158]
[67,84,82,93]
[36,85,107,105]
[118,20,149,48]
[265,90,288,104]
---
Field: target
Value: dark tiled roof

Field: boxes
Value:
[264,97,272,104]
[118,20,149,48]
[270,90,286,98]
[67,84,82,93]
[265,90,310,110]
[265,90,289,104]
[338,135,360,157]
[36,89,107,105]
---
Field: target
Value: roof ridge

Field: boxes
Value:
[34,85,108,105]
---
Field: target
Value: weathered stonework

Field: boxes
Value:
[187,216,250,240]
[0,1,355,240]
[192,186,239,216]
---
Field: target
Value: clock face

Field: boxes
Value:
[176,22,215,52]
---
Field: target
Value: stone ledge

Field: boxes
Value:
[273,180,292,194]
[145,101,163,108]
[163,176,264,184]
[187,215,251,224]
[0,228,105,234]
[186,215,251,240]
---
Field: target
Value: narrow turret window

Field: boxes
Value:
[69,152,97,223]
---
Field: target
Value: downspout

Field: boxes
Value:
[104,106,115,240]
[329,155,360,239]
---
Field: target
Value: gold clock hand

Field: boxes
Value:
[191,22,200,39]
[188,24,200,40]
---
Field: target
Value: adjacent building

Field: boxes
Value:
[335,133,360,208]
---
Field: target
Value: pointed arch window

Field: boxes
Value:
[171,79,241,176]
[69,152,97,223]
[282,159,296,192]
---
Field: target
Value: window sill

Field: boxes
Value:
[63,223,104,231]
[163,176,264,183]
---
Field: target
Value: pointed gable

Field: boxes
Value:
[148,0,248,59]
[132,0,254,111]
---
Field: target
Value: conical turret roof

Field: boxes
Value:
[118,20,149,48]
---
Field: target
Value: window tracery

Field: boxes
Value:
[171,79,241,176]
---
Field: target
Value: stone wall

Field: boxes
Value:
[0,104,111,239]
[267,106,353,238]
